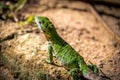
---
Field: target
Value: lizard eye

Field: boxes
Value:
[39,21,42,25]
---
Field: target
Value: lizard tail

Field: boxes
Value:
[83,70,104,80]
[77,57,105,80]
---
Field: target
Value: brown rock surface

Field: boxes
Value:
[0,0,120,80]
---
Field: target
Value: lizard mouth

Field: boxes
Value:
[34,16,43,32]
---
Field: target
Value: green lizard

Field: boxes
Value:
[34,16,105,80]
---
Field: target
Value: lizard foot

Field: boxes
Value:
[45,58,53,64]
[69,68,81,80]
[88,64,99,74]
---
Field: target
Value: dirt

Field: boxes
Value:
[0,0,120,80]
[93,4,120,39]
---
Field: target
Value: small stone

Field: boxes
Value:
[99,64,103,68]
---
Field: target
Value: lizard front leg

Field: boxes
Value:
[45,41,53,64]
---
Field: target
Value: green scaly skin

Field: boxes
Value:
[34,16,104,80]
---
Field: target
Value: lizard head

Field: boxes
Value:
[34,16,57,40]
[35,16,50,32]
